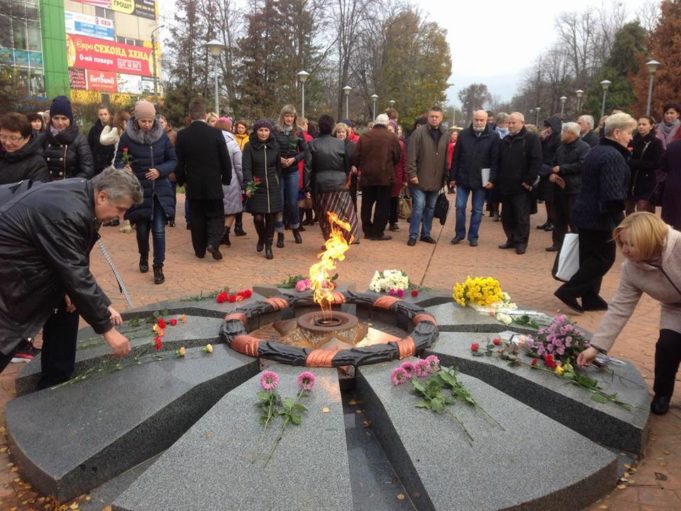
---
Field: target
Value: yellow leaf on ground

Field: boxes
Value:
[396,493,405,501]
[322,406,330,413]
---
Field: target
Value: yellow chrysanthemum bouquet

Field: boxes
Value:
[452,276,504,307]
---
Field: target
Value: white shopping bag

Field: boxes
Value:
[552,233,579,282]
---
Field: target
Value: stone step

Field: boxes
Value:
[6,346,258,501]
[113,364,352,511]
[356,359,618,511]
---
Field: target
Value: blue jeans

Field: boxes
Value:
[276,171,300,231]
[136,198,166,265]
[408,186,438,240]
[455,185,486,241]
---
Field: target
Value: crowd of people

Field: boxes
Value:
[0,95,680,413]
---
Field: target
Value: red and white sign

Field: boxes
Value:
[66,34,153,76]
[69,68,87,89]
[86,70,117,92]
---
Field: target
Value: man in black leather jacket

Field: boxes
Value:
[0,168,142,385]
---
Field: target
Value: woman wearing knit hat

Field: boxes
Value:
[114,100,177,284]
[242,119,282,259]
[40,95,94,180]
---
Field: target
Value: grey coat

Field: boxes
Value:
[221,130,244,215]
[407,124,449,191]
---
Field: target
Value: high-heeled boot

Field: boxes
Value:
[234,212,247,236]
[292,228,303,244]
[276,232,285,248]
[265,220,275,259]
[254,218,265,252]
[153,264,165,285]
[221,226,231,246]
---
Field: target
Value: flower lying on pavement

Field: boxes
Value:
[203,344,213,354]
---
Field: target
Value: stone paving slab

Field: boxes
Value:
[6,346,258,501]
[113,364,352,511]
[427,331,651,454]
[357,359,619,511]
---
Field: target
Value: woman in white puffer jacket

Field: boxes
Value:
[100,110,132,232]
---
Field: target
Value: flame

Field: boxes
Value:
[310,212,354,318]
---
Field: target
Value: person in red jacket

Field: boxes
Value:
[447,128,459,193]
[388,120,407,231]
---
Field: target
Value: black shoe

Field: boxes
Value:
[207,245,223,260]
[582,295,608,311]
[498,241,515,249]
[543,223,554,232]
[537,221,550,230]
[195,252,205,259]
[298,225,306,232]
[169,220,175,227]
[651,394,671,415]
[293,229,303,244]
[554,288,583,313]
[371,234,392,241]
[234,227,247,236]
[515,244,527,255]
[139,256,149,273]
[420,235,436,244]
[451,236,464,245]
[265,245,274,259]
[256,239,264,252]
[221,228,231,246]
[389,223,400,232]
[545,245,559,252]
[469,239,478,247]
[153,265,165,285]
[407,238,416,246]
[277,232,285,248]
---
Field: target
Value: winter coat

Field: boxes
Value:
[661,139,681,230]
[304,134,348,193]
[99,126,122,166]
[590,227,681,352]
[628,131,663,201]
[572,138,630,232]
[41,124,94,180]
[0,179,112,355]
[88,119,115,175]
[298,131,314,190]
[114,119,177,223]
[656,121,681,150]
[351,126,401,188]
[0,135,49,185]
[497,127,542,196]
[235,133,249,152]
[551,138,591,194]
[581,130,599,148]
[175,120,231,201]
[392,139,407,197]
[221,130,243,215]
[274,127,307,175]
[407,124,449,192]
[449,125,500,189]
[537,116,562,201]
[242,135,282,214]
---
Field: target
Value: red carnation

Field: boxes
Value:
[169,318,178,326]
[243,289,253,298]
[216,291,228,304]
[228,294,237,303]
[530,358,538,368]
[492,337,502,346]
[543,354,556,368]
[411,290,418,298]
[470,343,479,353]
[157,318,167,329]
[154,336,162,351]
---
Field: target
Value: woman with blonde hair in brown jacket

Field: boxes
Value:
[577,212,681,415]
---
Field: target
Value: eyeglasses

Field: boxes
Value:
[0,135,26,143]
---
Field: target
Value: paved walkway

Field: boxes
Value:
[1,194,679,510]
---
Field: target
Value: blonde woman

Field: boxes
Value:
[578,213,681,415]
[206,112,219,127]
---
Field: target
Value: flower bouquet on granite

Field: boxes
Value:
[391,357,503,444]
[369,269,410,296]
[452,277,522,324]
[216,288,253,304]
[253,370,316,466]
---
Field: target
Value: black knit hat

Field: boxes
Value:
[50,96,74,123]
[253,119,274,132]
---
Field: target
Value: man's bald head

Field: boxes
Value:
[472,110,488,132]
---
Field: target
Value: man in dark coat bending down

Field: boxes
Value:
[175,97,232,260]
[0,168,142,386]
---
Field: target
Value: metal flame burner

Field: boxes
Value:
[297,311,358,334]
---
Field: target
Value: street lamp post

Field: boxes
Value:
[343,85,352,119]
[560,96,567,117]
[645,59,661,116]
[575,89,584,112]
[535,106,541,126]
[205,39,226,114]
[297,70,310,118]
[150,25,164,99]
[600,79,612,120]
[389,99,395,108]
[371,94,378,119]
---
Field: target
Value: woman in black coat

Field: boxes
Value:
[114,100,176,284]
[0,112,49,184]
[627,116,664,214]
[41,96,94,181]
[242,119,282,260]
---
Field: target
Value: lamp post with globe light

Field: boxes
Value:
[645,60,660,116]
[297,70,310,118]
[205,39,226,114]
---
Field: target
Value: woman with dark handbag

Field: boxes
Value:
[626,116,663,215]
[578,213,681,416]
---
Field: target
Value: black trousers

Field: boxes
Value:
[188,198,225,257]
[501,192,531,245]
[551,191,577,247]
[655,329,681,397]
[558,228,616,302]
[360,185,391,238]
[389,196,399,224]
[0,306,79,388]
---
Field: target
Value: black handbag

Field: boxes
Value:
[433,189,449,225]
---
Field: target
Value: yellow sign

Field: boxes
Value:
[112,0,134,14]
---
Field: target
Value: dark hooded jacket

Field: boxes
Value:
[0,179,112,355]
[497,127,542,195]
[628,130,663,200]
[41,124,94,180]
[537,116,562,200]
[242,134,282,214]
[0,135,50,185]
[114,118,176,223]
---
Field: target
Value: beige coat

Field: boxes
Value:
[407,124,449,191]
[591,227,681,352]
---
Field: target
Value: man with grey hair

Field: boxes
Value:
[546,122,591,252]
[496,112,542,254]
[0,167,142,383]
[577,115,598,147]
